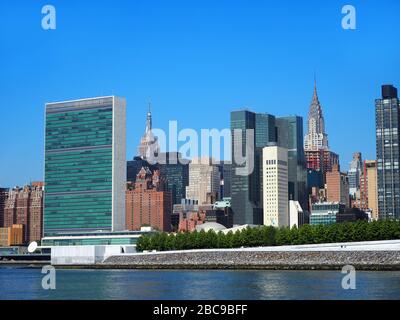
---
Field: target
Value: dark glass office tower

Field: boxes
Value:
[128,153,188,205]
[375,85,400,220]
[127,157,156,182]
[158,152,189,205]
[230,110,276,225]
[276,116,308,211]
[219,161,232,198]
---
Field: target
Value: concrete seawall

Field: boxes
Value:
[98,250,400,270]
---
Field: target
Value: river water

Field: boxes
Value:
[1,267,400,300]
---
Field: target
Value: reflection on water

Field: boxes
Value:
[0,268,400,300]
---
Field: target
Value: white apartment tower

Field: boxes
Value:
[263,145,289,227]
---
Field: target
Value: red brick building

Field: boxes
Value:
[0,188,7,228]
[178,211,206,232]
[326,164,350,207]
[3,183,43,243]
[29,183,44,242]
[15,186,30,241]
[126,167,172,232]
[4,189,18,228]
[305,149,339,178]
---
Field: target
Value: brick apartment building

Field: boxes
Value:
[2,183,44,244]
[0,188,7,227]
[126,167,172,232]
[326,164,350,207]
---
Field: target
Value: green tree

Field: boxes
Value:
[224,231,234,248]
[136,235,151,252]
[205,230,218,249]
[137,219,400,252]
[216,231,227,248]
[276,227,291,246]
[289,225,300,245]
[196,230,207,249]
[165,233,176,250]
[261,226,276,246]
[231,230,244,248]
[296,224,314,245]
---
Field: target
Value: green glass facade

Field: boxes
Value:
[310,203,343,225]
[309,212,337,225]
[42,237,139,246]
[44,97,126,236]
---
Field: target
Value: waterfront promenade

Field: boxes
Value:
[97,240,400,270]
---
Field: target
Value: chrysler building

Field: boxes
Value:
[304,79,329,151]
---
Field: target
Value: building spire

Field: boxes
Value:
[145,101,152,133]
[312,71,319,103]
[138,101,159,160]
[304,75,329,151]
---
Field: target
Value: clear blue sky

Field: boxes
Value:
[0,0,399,187]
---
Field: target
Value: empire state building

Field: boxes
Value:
[138,103,159,161]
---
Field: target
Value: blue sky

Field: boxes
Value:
[0,0,399,187]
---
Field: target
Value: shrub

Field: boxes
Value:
[134,220,400,252]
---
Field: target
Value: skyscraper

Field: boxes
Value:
[230,110,276,225]
[219,161,232,198]
[126,167,172,232]
[367,160,378,219]
[304,80,339,178]
[360,160,379,220]
[4,189,17,228]
[29,182,44,243]
[348,152,362,197]
[326,164,350,208]
[262,145,289,227]
[44,96,126,236]
[186,157,220,205]
[158,152,189,205]
[304,80,329,151]
[0,188,7,228]
[276,116,307,210]
[138,103,159,161]
[375,85,400,220]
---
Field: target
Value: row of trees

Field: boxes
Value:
[136,220,400,252]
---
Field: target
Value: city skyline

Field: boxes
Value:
[0,81,398,188]
[1,0,400,187]
[2,1,400,304]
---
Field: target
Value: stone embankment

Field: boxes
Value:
[101,250,400,270]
